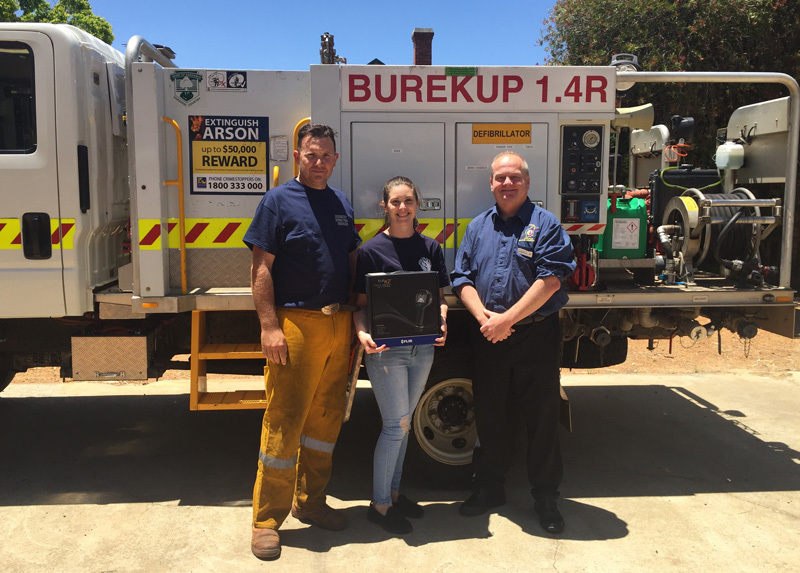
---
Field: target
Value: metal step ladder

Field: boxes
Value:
[189,310,268,410]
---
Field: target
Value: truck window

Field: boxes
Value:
[0,41,36,153]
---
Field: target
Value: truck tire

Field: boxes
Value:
[406,351,476,488]
[0,370,14,393]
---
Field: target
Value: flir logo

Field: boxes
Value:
[401,339,413,344]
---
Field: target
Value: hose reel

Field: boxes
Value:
[659,188,781,283]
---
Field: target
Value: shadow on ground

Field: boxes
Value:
[1,383,798,545]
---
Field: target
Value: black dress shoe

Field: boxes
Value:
[458,488,506,517]
[393,494,424,518]
[367,502,412,534]
[534,497,565,534]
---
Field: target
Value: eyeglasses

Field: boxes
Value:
[493,174,524,184]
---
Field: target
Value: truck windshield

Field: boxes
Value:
[0,41,36,154]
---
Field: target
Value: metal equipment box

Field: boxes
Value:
[71,335,154,381]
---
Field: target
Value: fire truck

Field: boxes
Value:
[1,23,797,479]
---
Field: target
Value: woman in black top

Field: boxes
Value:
[354,176,448,534]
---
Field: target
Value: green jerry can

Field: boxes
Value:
[596,197,648,259]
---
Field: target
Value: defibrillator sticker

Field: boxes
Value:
[472,123,532,144]
[189,115,269,195]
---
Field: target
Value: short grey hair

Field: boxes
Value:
[491,151,529,178]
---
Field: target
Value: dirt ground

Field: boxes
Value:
[582,327,800,376]
[10,324,800,386]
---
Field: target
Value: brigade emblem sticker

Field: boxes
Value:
[170,70,203,106]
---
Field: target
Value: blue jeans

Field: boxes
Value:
[365,344,435,506]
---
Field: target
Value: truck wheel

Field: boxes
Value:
[0,370,15,393]
[406,354,476,488]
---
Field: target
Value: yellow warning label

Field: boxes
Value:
[472,123,532,144]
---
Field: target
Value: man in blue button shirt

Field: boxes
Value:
[244,124,361,559]
[451,151,576,534]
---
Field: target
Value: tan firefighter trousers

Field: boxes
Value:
[252,308,352,529]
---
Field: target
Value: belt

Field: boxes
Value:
[515,314,547,326]
[320,303,357,315]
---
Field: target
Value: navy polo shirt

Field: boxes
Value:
[450,199,576,318]
[243,178,361,308]
[355,232,449,294]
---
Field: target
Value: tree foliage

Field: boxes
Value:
[1,0,112,43]
[540,0,800,286]
[540,0,799,159]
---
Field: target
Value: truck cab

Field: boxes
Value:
[0,24,128,319]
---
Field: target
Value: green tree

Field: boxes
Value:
[540,0,799,134]
[2,0,112,43]
[540,0,800,288]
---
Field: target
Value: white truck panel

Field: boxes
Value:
[0,30,63,317]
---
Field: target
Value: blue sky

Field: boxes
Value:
[89,0,555,70]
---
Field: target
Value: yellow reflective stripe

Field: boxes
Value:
[355,218,385,244]
[138,218,252,250]
[451,219,471,249]
[0,218,75,249]
[51,219,75,250]
[355,218,472,248]
[417,218,443,243]
[138,219,163,250]
[0,219,21,249]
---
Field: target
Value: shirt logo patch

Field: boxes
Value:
[521,224,539,240]
[418,257,432,271]
[335,214,349,226]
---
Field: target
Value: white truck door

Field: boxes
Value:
[0,32,65,317]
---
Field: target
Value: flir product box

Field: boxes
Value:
[366,271,440,347]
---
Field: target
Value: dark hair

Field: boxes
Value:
[382,176,421,229]
[297,123,337,153]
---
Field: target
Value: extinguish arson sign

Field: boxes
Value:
[189,115,268,195]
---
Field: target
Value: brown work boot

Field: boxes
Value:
[291,503,347,531]
[251,526,280,560]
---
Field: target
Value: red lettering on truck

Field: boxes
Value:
[427,75,447,102]
[400,75,423,102]
[452,76,474,102]
[375,74,396,102]
[349,74,370,102]
[586,75,608,103]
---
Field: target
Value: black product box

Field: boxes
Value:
[366,271,440,347]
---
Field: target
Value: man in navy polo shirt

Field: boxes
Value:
[244,124,361,560]
[451,151,576,534]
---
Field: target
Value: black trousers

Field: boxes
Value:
[468,312,563,500]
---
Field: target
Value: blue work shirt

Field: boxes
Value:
[243,178,361,309]
[450,199,576,318]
